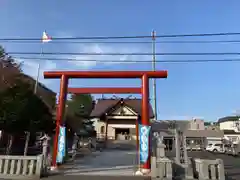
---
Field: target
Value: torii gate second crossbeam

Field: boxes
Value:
[43,70,168,174]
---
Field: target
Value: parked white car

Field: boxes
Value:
[206,143,224,153]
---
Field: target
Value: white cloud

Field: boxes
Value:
[36,31,153,69]
[54,31,74,38]
[11,30,153,80]
[17,59,57,85]
[161,115,205,120]
[67,43,150,68]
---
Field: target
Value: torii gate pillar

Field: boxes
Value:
[44,70,168,174]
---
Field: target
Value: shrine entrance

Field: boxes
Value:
[43,70,168,173]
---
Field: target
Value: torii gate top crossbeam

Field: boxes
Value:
[43,70,168,79]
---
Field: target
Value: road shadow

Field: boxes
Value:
[41,175,151,180]
[68,165,136,174]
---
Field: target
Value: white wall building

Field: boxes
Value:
[218,116,240,143]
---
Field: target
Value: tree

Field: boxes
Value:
[0,45,56,155]
[0,46,56,110]
[67,94,94,117]
[0,79,54,154]
[65,94,94,133]
[0,46,22,92]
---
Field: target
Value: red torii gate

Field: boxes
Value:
[43,70,168,173]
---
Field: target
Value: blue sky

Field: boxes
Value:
[1,0,240,121]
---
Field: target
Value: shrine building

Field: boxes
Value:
[91,98,154,140]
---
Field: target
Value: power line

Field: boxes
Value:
[12,56,240,63]
[7,52,240,56]
[2,32,240,41]
[3,40,240,44]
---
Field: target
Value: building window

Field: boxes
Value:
[100,126,105,134]
[197,124,199,129]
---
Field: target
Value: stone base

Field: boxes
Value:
[135,170,143,176]
[50,166,58,171]
[135,168,151,176]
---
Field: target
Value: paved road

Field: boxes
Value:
[63,150,139,176]
[41,175,150,180]
[41,149,147,180]
[42,150,240,179]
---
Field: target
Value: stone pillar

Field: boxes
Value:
[41,134,50,174]
[172,137,175,150]
[217,159,225,180]
[158,132,164,144]
[175,129,180,163]
[71,133,79,160]
[152,133,157,157]
[156,139,166,158]
[183,135,188,164]
[151,156,157,177]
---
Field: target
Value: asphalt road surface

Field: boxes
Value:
[41,175,151,180]
[41,149,147,180]
[41,150,240,180]
[63,149,139,176]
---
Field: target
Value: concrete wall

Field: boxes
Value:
[189,119,205,130]
[220,121,240,132]
[93,118,137,139]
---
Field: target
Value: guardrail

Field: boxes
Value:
[193,158,225,180]
[151,134,226,180]
[0,154,43,179]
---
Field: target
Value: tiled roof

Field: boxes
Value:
[90,98,154,118]
[21,74,56,110]
[185,130,224,137]
[218,116,240,123]
[151,120,224,138]
[151,120,189,132]
[223,130,240,135]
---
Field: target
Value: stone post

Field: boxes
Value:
[41,134,50,174]
[175,129,180,164]
[183,135,188,164]
[217,159,225,180]
[71,133,79,160]
[156,137,166,158]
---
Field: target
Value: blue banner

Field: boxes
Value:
[56,126,66,163]
[139,124,151,164]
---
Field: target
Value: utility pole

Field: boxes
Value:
[34,63,40,94]
[152,30,157,121]
[25,43,42,156]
